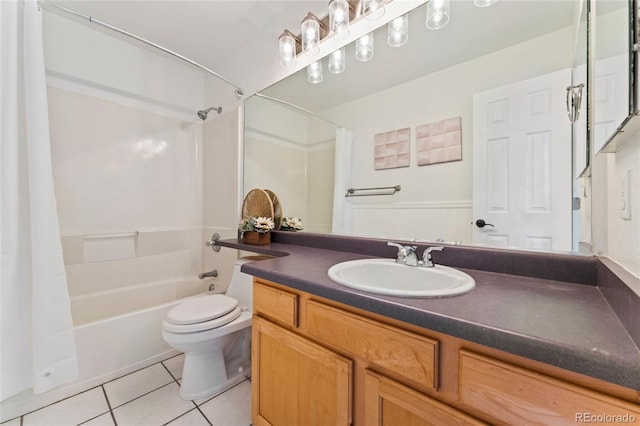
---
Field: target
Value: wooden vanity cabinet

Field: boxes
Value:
[364,370,486,426]
[252,278,640,426]
[251,316,352,426]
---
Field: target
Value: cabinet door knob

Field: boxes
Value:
[475,219,494,228]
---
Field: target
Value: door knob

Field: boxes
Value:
[475,219,494,228]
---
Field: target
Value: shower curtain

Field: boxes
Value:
[1,0,78,400]
[332,128,353,234]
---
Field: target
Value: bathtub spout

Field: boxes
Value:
[199,269,218,279]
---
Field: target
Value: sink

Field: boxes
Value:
[328,259,475,298]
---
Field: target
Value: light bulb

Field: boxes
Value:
[363,0,385,20]
[301,14,320,55]
[307,61,323,84]
[328,48,346,74]
[355,33,374,62]
[426,0,450,30]
[329,0,350,40]
[278,31,296,68]
[474,0,498,7]
[387,14,408,47]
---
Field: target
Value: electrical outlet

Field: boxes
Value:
[620,169,631,220]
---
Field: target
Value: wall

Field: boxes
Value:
[202,106,243,292]
[592,141,640,280]
[320,26,573,243]
[244,96,336,234]
[43,12,209,324]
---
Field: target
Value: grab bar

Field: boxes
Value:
[345,185,401,197]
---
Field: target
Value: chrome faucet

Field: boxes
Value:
[421,246,444,268]
[387,242,419,266]
[198,269,218,279]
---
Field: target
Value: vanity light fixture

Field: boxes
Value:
[474,0,498,7]
[355,32,374,61]
[329,0,350,39]
[328,47,346,74]
[301,13,324,56]
[387,14,408,47]
[426,0,450,30]
[278,30,299,68]
[307,60,324,83]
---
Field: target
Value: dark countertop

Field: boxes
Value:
[218,237,640,391]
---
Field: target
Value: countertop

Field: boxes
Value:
[218,237,640,391]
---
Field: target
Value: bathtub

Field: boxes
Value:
[0,292,206,421]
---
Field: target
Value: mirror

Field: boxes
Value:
[593,0,633,154]
[244,0,590,253]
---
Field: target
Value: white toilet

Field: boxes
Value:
[162,256,265,400]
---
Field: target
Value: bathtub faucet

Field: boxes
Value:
[199,269,218,279]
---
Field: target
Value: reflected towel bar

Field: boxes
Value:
[84,231,139,240]
[345,185,401,197]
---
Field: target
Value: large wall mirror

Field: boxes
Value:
[593,0,635,154]
[244,0,603,254]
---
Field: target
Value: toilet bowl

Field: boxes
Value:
[162,256,267,400]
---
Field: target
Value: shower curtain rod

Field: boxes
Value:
[40,0,244,98]
[254,93,341,128]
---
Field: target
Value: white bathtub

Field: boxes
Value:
[0,293,205,421]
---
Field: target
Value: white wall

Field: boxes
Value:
[244,96,336,234]
[43,13,209,324]
[592,142,640,279]
[44,13,205,120]
[320,26,573,243]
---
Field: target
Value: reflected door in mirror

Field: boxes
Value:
[472,69,572,251]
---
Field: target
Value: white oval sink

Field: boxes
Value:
[328,259,475,298]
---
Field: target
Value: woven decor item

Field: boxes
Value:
[264,189,283,229]
[242,188,274,220]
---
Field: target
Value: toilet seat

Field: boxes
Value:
[163,295,242,333]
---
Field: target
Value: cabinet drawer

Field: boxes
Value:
[253,281,298,327]
[305,300,439,391]
[459,350,640,425]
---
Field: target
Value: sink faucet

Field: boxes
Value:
[421,246,444,268]
[387,242,419,266]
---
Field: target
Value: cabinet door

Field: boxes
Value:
[252,316,352,426]
[459,350,640,425]
[364,370,486,426]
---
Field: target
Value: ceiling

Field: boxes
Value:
[47,1,621,113]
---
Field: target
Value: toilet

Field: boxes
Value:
[162,256,266,400]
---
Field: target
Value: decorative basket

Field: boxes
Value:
[242,231,271,246]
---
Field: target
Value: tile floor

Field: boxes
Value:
[2,354,252,426]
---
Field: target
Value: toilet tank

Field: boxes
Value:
[225,256,271,311]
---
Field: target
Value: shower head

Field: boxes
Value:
[197,106,222,121]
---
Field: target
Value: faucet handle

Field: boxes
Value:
[387,242,418,265]
[422,246,444,268]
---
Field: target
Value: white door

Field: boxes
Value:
[593,54,629,153]
[472,69,572,251]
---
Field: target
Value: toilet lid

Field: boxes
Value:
[163,307,243,333]
[166,294,238,325]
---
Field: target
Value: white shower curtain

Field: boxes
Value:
[1,0,78,400]
[332,128,353,234]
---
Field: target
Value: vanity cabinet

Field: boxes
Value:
[363,370,485,426]
[252,316,352,426]
[251,278,640,426]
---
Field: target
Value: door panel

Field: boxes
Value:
[473,69,572,251]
